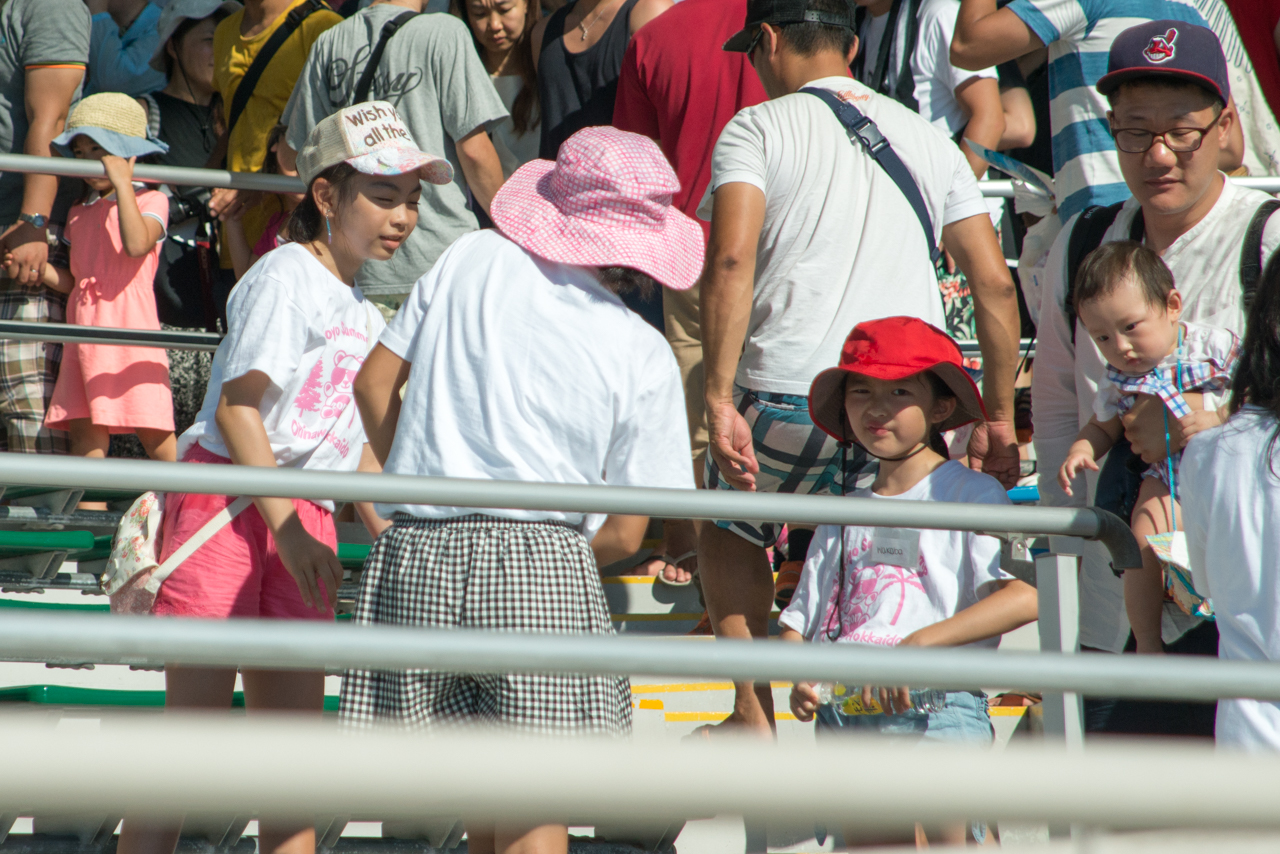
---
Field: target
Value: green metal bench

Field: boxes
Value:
[0,530,96,580]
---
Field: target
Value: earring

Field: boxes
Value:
[325,215,332,244]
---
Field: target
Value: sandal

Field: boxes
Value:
[774,560,803,609]
[652,550,697,587]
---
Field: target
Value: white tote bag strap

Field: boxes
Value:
[143,495,253,594]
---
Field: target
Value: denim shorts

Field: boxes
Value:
[814,691,993,744]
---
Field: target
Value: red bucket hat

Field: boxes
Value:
[808,316,987,444]
[489,127,705,291]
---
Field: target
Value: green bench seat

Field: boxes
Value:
[0,684,341,712]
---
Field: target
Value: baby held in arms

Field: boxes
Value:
[1058,241,1239,653]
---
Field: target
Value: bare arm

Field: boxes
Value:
[700,182,766,490]
[591,514,649,568]
[102,157,165,258]
[952,0,1043,71]
[954,76,1005,179]
[2,66,84,286]
[904,578,1038,647]
[455,126,505,216]
[998,84,1036,150]
[353,342,410,468]
[215,370,344,610]
[354,444,391,539]
[942,213,1020,488]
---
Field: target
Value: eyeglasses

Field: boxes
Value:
[1109,111,1224,154]
[746,26,765,57]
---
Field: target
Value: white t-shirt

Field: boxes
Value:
[1182,409,1280,751]
[375,230,695,538]
[179,243,385,510]
[857,10,905,93]
[1093,321,1240,422]
[778,461,1014,648]
[1031,178,1280,653]
[911,0,997,138]
[698,75,989,395]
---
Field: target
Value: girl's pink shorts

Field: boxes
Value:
[152,444,336,621]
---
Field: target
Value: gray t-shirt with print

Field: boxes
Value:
[0,0,91,226]
[282,6,508,298]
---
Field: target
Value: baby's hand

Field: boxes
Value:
[790,681,821,722]
[1058,450,1099,496]
[1179,408,1224,441]
[101,155,136,189]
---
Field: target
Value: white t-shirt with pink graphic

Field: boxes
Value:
[778,461,1014,649]
[178,243,385,510]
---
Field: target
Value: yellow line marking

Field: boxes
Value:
[989,706,1030,717]
[665,712,798,722]
[601,576,658,585]
[637,699,664,710]
[632,682,793,693]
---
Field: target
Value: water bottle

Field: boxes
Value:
[910,688,947,713]
[816,681,849,705]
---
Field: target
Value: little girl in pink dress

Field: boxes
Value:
[22,93,176,466]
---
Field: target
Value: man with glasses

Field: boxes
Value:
[696,0,1021,736]
[1032,21,1280,736]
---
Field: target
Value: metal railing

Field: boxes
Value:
[4,152,1280,197]
[0,320,222,351]
[0,453,1140,568]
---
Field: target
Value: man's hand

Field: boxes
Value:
[208,187,261,222]
[707,398,758,491]
[967,419,1019,488]
[1121,393,1202,463]
[1,222,49,286]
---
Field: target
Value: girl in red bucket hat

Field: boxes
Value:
[780,316,1037,847]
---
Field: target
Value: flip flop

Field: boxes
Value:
[651,550,697,587]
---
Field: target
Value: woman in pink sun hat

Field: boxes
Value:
[346,126,702,854]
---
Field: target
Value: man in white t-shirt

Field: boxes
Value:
[1030,22,1280,734]
[343,126,700,854]
[697,0,1021,736]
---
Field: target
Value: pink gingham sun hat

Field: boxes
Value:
[489,127,705,291]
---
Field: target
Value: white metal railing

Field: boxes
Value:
[2,716,1277,830]
[3,152,1279,197]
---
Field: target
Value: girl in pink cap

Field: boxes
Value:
[781,316,1037,848]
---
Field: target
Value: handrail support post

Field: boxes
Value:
[1037,549,1084,749]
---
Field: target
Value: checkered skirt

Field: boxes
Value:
[339,514,632,736]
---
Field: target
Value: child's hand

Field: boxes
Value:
[1058,448,1099,496]
[101,155,136,190]
[863,684,913,716]
[790,681,821,722]
[272,517,344,611]
[1179,408,1225,441]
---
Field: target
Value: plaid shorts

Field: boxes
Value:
[0,279,68,454]
[705,386,868,548]
[340,514,632,736]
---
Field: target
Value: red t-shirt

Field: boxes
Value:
[1225,0,1280,124]
[612,0,767,241]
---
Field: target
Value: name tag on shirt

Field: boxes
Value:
[869,528,921,569]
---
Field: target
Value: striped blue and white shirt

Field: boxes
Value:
[1007,0,1280,220]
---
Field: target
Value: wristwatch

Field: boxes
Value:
[17,213,47,229]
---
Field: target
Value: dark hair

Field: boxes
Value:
[1229,253,1280,474]
[777,0,856,58]
[164,9,234,80]
[451,0,540,136]
[597,266,658,302]
[1105,76,1225,112]
[1073,240,1175,316]
[261,123,288,175]
[287,163,362,244]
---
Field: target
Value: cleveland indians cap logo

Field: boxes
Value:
[1143,28,1178,64]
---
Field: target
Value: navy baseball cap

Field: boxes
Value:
[1096,20,1230,103]
[723,0,855,52]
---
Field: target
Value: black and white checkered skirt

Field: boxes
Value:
[339,514,632,736]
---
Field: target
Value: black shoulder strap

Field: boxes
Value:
[891,0,923,111]
[351,10,419,104]
[1065,201,1126,343]
[226,0,329,139]
[1241,199,1280,310]
[802,87,941,263]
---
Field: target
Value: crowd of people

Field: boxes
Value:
[3,0,1280,849]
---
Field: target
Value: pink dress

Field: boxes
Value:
[45,189,174,433]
